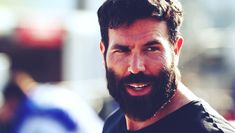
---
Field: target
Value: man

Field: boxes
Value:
[97,0,235,132]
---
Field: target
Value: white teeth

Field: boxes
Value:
[127,83,149,91]
[132,87,144,91]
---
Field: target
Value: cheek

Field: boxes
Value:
[164,46,175,67]
[145,54,170,73]
[148,50,173,68]
[146,59,164,73]
[160,54,172,68]
[106,54,129,75]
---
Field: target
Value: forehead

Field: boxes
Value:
[108,18,169,45]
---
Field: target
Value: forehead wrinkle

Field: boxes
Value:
[109,29,166,46]
[108,19,169,47]
[116,19,169,39]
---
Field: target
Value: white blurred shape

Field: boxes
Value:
[0,53,10,107]
[28,84,103,133]
[0,9,16,36]
[63,11,105,81]
[19,116,76,133]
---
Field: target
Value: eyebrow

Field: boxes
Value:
[111,44,129,50]
[144,40,161,47]
[110,39,162,50]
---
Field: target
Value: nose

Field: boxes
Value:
[128,54,146,74]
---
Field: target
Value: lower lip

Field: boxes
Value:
[126,85,152,96]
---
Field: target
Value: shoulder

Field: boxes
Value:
[184,100,235,133]
[102,108,125,133]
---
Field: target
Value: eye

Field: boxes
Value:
[145,46,160,52]
[113,47,130,53]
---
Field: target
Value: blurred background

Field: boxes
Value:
[0,0,235,132]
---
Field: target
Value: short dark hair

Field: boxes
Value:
[97,0,183,56]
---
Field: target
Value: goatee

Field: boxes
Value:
[106,67,177,121]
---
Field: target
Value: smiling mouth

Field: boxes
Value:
[125,82,152,96]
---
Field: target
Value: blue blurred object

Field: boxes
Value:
[10,84,103,133]
[12,99,78,133]
[0,80,27,133]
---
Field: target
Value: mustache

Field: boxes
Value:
[121,72,156,84]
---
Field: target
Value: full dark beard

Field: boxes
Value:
[106,67,177,121]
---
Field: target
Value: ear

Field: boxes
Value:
[174,36,183,56]
[100,41,106,64]
[173,36,183,66]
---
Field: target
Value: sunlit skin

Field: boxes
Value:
[100,18,197,130]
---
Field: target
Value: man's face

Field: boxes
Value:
[101,18,182,121]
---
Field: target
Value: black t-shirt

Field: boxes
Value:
[102,100,235,133]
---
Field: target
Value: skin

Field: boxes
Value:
[100,18,198,131]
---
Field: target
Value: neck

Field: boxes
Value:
[125,82,198,131]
